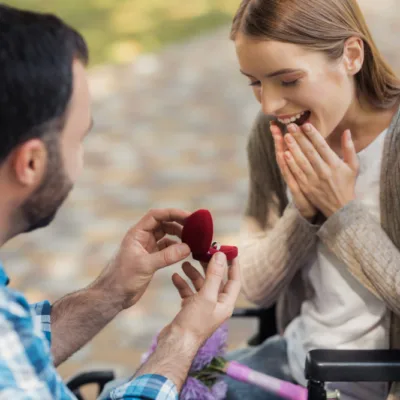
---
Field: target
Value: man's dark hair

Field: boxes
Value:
[0,5,89,163]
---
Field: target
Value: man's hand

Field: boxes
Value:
[135,252,241,392]
[93,208,192,310]
[168,252,241,346]
[50,209,191,366]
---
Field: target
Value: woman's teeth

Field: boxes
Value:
[277,111,306,125]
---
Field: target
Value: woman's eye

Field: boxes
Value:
[281,79,299,87]
[248,80,261,87]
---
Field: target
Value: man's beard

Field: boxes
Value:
[19,137,73,233]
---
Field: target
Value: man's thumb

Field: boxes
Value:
[201,252,227,302]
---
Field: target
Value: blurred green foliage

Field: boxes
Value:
[7,0,239,67]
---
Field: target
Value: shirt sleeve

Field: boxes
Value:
[29,301,52,347]
[0,287,178,400]
[0,287,74,399]
[108,375,178,400]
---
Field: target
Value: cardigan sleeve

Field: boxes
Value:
[318,200,400,316]
[240,203,319,307]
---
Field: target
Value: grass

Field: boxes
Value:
[7,0,239,67]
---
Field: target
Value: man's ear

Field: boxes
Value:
[342,36,364,76]
[11,139,48,188]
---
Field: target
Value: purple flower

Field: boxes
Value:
[210,379,228,399]
[181,377,214,400]
[190,323,228,372]
[181,377,227,400]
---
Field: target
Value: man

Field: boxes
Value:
[0,5,241,399]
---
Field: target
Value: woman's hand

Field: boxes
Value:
[283,123,359,217]
[270,122,317,219]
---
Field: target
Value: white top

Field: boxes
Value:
[284,128,390,400]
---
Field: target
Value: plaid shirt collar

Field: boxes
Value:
[0,263,9,286]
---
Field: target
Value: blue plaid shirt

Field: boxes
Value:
[0,265,178,399]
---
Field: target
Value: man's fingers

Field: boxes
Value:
[157,237,178,250]
[148,243,190,270]
[200,260,224,292]
[227,257,240,282]
[172,273,194,299]
[200,261,208,273]
[221,258,241,306]
[163,222,183,237]
[200,252,227,302]
[154,222,184,242]
[182,262,204,292]
[136,208,190,233]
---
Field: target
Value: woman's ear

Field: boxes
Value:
[11,139,48,188]
[343,36,364,76]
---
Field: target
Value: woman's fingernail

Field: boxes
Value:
[288,124,297,133]
[214,252,226,266]
[347,130,352,141]
[285,134,294,144]
[303,123,311,132]
[285,151,292,160]
[270,124,279,134]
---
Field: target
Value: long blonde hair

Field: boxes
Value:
[231,0,400,109]
[232,0,400,228]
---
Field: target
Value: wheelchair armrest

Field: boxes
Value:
[66,370,115,399]
[232,306,277,346]
[305,349,400,382]
[232,308,268,318]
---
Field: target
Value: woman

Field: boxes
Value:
[226,0,400,399]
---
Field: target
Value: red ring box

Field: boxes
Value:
[182,209,238,262]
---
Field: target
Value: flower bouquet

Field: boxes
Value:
[141,323,310,400]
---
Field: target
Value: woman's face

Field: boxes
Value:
[235,34,360,139]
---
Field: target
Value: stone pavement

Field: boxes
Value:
[2,0,400,396]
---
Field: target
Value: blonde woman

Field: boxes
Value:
[226,0,400,399]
